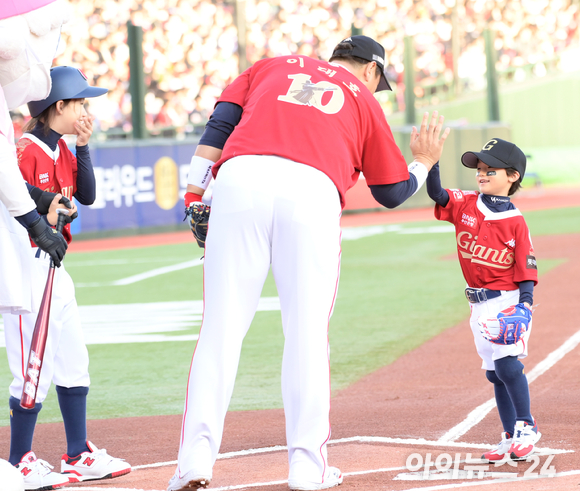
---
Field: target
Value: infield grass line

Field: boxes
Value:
[76,222,453,287]
[438,328,580,443]
[75,222,452,288]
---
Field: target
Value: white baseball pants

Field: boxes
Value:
[3,249,90,402]
[177,155,342,484]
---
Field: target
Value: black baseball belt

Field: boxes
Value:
[465,287,503,303]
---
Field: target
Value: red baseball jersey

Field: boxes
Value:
[435,190,538,290]
[16,134,78,243]
[213,55,409,208]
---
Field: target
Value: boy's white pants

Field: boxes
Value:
[469,289,531,370]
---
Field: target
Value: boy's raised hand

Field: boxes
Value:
[410,111,450,171]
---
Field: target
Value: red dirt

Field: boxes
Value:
[2,186,579,490]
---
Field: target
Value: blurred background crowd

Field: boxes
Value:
[13,0,580,137]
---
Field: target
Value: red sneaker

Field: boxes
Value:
[61,441,131,483]
[509,420,541,460]
[481,432,513,462]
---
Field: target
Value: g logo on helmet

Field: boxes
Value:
[482,139,498,151]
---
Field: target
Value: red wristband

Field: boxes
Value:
[184,192,203,208]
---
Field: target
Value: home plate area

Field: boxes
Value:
[71,436,577,491]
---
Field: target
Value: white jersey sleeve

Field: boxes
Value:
[0,136,37,217]
[0,92,37,314]
[0,89,36,217]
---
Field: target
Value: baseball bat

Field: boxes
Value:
[20,211,68,409]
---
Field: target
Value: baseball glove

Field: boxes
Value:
[479,303,532,345]
[184,202,210,248]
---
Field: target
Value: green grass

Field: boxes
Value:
[524,206,580,237]
[524,147,580,186]
[71,244,205,305]
[1,207,578,426]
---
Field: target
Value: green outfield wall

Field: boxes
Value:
[386,71,580,149]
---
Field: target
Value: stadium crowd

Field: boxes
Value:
[39,0,580,134]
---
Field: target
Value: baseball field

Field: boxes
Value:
[1,185,579,490]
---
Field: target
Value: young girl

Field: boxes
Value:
[426,138,540,462]
[4,66,131,490]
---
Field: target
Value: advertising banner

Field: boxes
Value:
[73,140,198,233]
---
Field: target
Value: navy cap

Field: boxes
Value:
[461,138,527,179]
[28,66,108,118]
[331,35,392,92]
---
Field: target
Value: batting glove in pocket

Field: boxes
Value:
[479,303,532,345]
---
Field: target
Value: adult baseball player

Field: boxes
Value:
[0,1,70,315]
[170,35,449,491]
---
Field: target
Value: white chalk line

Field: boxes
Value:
[74,329,580,488]
[438,328,580,443]
[76,258,204,287]
[75,223,451,287]
[0,297,279,347]
[70,437,574,490]
[207,466,415,491]
[386,469,580,491]
[72,468,580,491]
[341,223,454,241]
[129,436,571,472]
[128,320,580,471]
[73,314,580,490]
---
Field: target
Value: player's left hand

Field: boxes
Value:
[75,114,95,147]
[410,111,450,171]
[185,201,210,248]
[479,303,532,345]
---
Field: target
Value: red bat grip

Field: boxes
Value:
[20,210,68,409]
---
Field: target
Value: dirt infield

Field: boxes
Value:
[2,186,579,490]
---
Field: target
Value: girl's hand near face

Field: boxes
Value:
[75,113,95,146]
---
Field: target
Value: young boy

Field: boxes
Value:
[426,138,540,461]
[3,67,131,490]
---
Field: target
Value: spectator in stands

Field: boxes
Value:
[40,0,579,135]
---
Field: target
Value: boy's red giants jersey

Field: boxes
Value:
[214,55,409,207]
[17,134,78,243]
[435,190,538,290]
